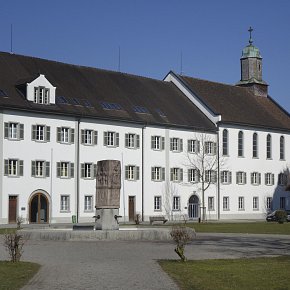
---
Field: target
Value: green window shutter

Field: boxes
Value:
[161,168,165,181]
[115,133,119,147]
[197,141,200,153]
[229,171,232,184]
[125,134,129,147]
[258,173,261,185]
[104,132,108,146]
[170,138,173,151]
[4,123,8,138]
[125,166,129,180]
[57,127,61,142]
[32,125,36,140]
[188,169,191,182]
[81,130,85,144]
[187,140,191,152]
[18,160,23,176]
[179,168,183,182]
[179,139,183,152]
[136,135,140,148]
[93,164,97,178]
[170,168,173,181]
[19,124,24,140]
[151,167,154,180]
[213,143,217,154]
[4,159,8,175]
[244,172,247,184]
[151,136,154,149]
[271,174,275,185]
[236,172,239,184]
[70,129,75,144]
[46,126,50,142]
[31,161,36,177]
[45,162,50,177]
[70,163,74,178]
[57,162,61,177]
[135,166,140,180]
[93,131,98,145]
[161,137,165,150]
[81,163,85,178]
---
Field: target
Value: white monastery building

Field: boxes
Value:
[1,32,290,224]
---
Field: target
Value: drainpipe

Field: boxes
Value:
[76,118,80,223]
[217,128,220,220]
[141,125,145,221]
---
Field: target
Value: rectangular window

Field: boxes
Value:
[173,196,180,211]
[4,159,23,177]
[187,139,200,153]
[31,160,50,178]
[104,131,119,147]
[4,122,24,140]
[251,172,261,185]
[81,163,96,179]
[205,170,217,183]
[253,197,259,210]
[188,169,199,183]
[238,197,244,210]
[170,138,183,152]
[34,87,50,104]
[81,129,98,145]
[60,195,70,212]
[205,141,216,155]
[266,197,272,210]
[278,173,287,186]
[57,127,75,144]
[125,133,140,149]
[236,172,247,185]
[84,195,93,211]
[125,165,139,181]
[221,171,232,184]
[208,197,214,211]
[265,173,274,186]
[170,168,183,182]
[57,162,74,178]
[223,196,229,211]
[32,125,50,142]
[151,167,165,181]
[154,196,162,211]
[280,197,285,209]
[151,136,165,150]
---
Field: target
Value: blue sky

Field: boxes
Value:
[1,0,290,112]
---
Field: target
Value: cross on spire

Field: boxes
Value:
[248,26,253,45]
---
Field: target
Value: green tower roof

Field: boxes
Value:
[241,26,262,59]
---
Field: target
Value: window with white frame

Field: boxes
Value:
[151,167,165,181]
[278,173,287,186]
[208,197,215,211]
[205,141,216,155]
[238,196,244,210]
[280,136,285,160]
[188,169,199,183]
[253,197,259,210]
[251,172,261,185]
[222,129,228,156]
[151,136,165,150]
[266,197,272,210]
[81,129,98,145]
[104,131,119,147]
[57,162,74,178]
[4,122,24,140]
[265,173,274,186]
[187,139,200,154]
[170,168,183,182]
[31,160,50,177]
[125,133,140,149]
[34,87,50,104]
[266,134,272,159]
[57,127,74,144]
[154,196,162,211]
[280,197,285,209]
[170,137,183,152]
[173,196,180,211]
[205,170,217,183]
[125,165,139,181]
[32,125,50,142]
[223,196,229,211]
[236,171,247,185]
[4,159,23,177]
[60,195,70,212]
[81,163,96,179]
[221,171,232,184]
[252,133,258,158]
[84,195,93,211]
[238,131,244,157]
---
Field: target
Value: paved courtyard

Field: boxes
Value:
[1,233,290,290]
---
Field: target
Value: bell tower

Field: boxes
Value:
[236,27,268,97]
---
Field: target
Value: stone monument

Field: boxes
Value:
[95,160,121,230]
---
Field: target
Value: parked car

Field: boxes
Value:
[266,210,290,222]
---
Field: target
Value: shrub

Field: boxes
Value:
[4,232,25,262]
[134,213,141,225]
[275,210,287,224]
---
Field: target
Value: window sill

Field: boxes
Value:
[154,209,162,212]
[223,209,230,211]
[238,209,245,211]
[253,209,259,211]
[60,210,71,213]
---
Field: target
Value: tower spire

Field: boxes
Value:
[248,26,253,45]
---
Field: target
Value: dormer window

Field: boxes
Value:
[34,87,50,104]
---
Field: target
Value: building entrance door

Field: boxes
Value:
[29,193,49,223]
[128,196,135,221]
[188,195,200,219]
[8,196,18,223]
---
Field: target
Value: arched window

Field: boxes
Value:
[266,134,272,159]
[252,133,258,158]
[238,131,244,157]
[222,129,228,156]
[280,136,285,160]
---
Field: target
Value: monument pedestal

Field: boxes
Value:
[94,208,120,230]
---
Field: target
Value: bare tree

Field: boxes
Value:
[185,133,220,222]
[162,180,178,221]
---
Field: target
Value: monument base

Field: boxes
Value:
[94,208,120,230]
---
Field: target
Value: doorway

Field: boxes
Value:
[128,196,135,221]
[29,192,49,223]
[8,196,18,223]
[188,195,200,219]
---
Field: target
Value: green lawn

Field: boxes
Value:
[0,261,40,289]
[0,228,17,234]
[159,256,290,290]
